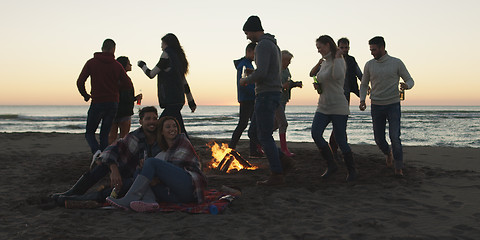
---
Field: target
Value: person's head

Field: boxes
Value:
[139,106,158,134]
[243,15,264,42]
[281,50,293,70]
[116,56,132,72]
[316,35,337,58]
[337,37,350,55]
[101,39,116,53]
[161,33,189,75]
[245,42,256,60]
[368,36,386,60]
[157,116,181,150]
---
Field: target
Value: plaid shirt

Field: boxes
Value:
[164,134,207,203]
[100,127,162,178]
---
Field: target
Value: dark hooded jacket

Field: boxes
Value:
[77,52,130,103]
[233,57,255,102]
[156,47,185,108]
[243,33,282,94]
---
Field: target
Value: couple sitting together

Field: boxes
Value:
[51,106,207,212]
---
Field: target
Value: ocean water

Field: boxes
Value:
[1,105,479,148]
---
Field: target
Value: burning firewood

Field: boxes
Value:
[207,141,258,173]
[230,149,252,168]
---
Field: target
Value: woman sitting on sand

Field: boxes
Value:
[106,116,207,212]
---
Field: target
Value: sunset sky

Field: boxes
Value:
[1,0,479,106]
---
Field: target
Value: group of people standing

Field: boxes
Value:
[233,15,414,185]
[65,34,202,211]
[53,15,414,211]
[76,34,196,166]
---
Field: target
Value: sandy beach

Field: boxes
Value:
[1,132,479,239]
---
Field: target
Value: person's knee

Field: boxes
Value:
[390,137,402,146]
[144,157,158,167]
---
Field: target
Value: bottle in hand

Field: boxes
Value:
[313,76,322,94]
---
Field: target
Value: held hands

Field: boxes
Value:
[137,60,146,68]
[239,78,248,87]
[188,99,197,113]
[83,94,91,102]
[109,164,123,189]
[359,101,367,111]
[335,48,343,58]
[400,82,409,91]
[239,68,253,86]
[244,68,254,76]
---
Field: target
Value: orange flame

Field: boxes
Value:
[207,141,258,173]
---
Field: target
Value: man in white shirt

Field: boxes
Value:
[359,36,414,177]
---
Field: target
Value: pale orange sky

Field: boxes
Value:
[1,0,479,106]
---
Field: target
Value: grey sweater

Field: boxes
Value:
[244,33,282,94]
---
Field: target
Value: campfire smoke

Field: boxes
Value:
[207,141,257,173]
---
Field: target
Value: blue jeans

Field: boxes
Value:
[371,102,403,169]
[85,102,118,153]
[248,92,283,173]
[311,112,351,154]
[141,158,195,203]
[160,104,188,139]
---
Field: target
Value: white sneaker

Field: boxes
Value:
[90,150,101,169]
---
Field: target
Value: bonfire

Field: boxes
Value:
[207,141,258,173]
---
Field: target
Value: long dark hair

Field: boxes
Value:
[161,33,189,75]
[316,35,337,57]
[116,56,129,70]
[157,116,181,151]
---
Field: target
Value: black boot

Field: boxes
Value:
[320,146,338,178]
[344,151,357,182]
[50,171,99,201]
[55,190,104,207]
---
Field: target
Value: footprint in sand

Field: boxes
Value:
[448,201,463,208]
[397,221,411,228]
[443,194,455,201]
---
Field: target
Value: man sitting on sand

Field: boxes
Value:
[51,106,162,205]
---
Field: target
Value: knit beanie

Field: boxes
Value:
[243,16,264,32]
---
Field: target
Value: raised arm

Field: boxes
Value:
[309,59,323,77]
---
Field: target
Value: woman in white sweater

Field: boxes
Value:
[311,35,357,181]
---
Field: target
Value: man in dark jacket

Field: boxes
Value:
[229,42,256,150]
[338,38,363,102]
[329,38,363,158]
[76,39,131,159]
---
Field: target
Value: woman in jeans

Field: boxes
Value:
[310,35,357,181]
[107,116,207,212]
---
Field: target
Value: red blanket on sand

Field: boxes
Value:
[156,189,232,214]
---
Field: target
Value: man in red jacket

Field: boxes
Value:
[77,39,131,161]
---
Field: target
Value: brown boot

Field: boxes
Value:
[257,173,285,186]
[319,146,338,178]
